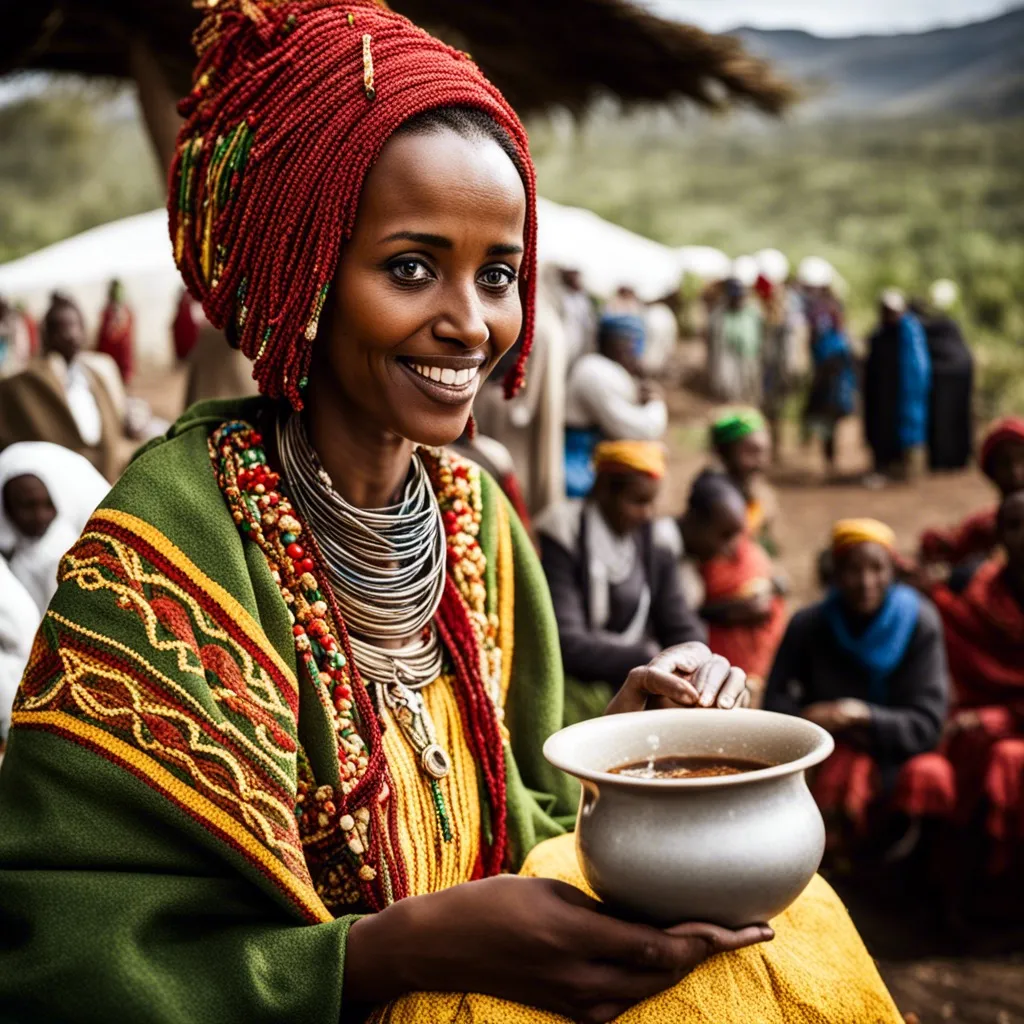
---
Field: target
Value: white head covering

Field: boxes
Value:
[731,255,759,288]
[0,556,40,736]
[755,248,790,285]
[797,256,834,288]
[0,443,110,611]
[930,278,959,311]
[880,288,907,314]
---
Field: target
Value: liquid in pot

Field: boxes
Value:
[609,754,774,779]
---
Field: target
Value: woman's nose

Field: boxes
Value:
[433,282,489,349]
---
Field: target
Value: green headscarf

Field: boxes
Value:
[710,408,766,448]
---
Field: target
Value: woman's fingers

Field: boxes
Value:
[606,664,700,715]
[693,654,732,706]
[666,921,774,953]
[716,667,749,709]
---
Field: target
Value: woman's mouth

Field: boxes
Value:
[396,356,484,406]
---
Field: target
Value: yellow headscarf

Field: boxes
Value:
[593,441,666,479]
[832,518,896,556]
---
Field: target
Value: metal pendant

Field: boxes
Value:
[421,743,452,780]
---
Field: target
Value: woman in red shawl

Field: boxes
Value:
[95,278,135,384]
[934,491,1024,873]
[699,411,786,689]
[920,417,1024,572]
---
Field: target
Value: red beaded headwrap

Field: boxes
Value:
[169,0,537,409]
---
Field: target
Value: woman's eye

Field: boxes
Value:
[479,266,517,290]
[389,259,432,283]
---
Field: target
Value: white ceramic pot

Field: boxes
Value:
[543,707,834,928]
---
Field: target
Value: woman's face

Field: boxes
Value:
[721,431,769,485]
[3,474,57,540]
[597,472,660,537]
[835,542,893,617]
[990,441,1024,498]
[313,128,527,447]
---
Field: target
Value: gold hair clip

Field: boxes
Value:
[362,33,375,101]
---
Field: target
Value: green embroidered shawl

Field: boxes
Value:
[0,398,577,1023]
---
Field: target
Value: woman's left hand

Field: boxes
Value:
[606,643,748,716]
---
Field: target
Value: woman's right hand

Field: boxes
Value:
[344,875,771,1023]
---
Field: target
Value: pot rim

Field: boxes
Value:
[543,707,835,789]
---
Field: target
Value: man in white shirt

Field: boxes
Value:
[0,296,126,481]
[563,314,668,498]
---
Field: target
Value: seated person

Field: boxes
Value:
[563,314,666,498]
[764,519,952,850]
[708,409,777,553]
[920,416,1024,575]
[0,442,111,612]
[0,295,127,481]
[933,491,1024,874]
[538,441,707,725]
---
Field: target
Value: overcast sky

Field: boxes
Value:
[647,0,1016,35]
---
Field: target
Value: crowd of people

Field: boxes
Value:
[0,0,1018,1017]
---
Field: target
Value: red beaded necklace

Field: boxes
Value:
[210,418,508,910]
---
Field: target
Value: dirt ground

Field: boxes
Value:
[130,360,1024,1024]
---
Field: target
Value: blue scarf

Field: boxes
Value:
[823,583,921,704]
[897,312,932,448]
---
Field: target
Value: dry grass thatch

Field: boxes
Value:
[0,0,796,115]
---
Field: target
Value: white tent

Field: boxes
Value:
[0,210,181,366]
[535,197,683,303]
[0,200,693,364]
[675,245,732,283]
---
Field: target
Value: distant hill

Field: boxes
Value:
[733,6,1024,119]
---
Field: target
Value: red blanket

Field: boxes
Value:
[920,507,998,567]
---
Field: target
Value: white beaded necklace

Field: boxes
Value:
[278,412,451,780]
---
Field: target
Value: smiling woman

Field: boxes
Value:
[0,2,901,1023]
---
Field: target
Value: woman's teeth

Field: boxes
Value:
[409,363,479,387]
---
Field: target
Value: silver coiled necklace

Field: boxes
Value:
[277,412,451,781]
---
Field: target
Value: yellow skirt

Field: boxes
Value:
[373,833,903,1023]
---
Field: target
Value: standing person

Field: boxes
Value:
[918,280,973,472]
[921,417,1024,572]
[764,519,952,849]
[538,441,707,726]
[473,261,566,515]
[802,282,855,477]
[863,289,932,484]
[0,295,33,379]
[564,313,666,498]
[707,278,762,403]
[0,442,111,612]
[933,491,1024,874]
[95,279,136,385]
[641,295,680,379]
[0,5,905,1020]
[755,251,795,462]
[558,266,596,370]
[172,288,201,363]
[0,294,127,480]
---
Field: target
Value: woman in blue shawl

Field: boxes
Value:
[864,289,932,481]
[764,519,953,848]
[802,289,856,476]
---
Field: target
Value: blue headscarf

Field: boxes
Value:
[599,313,646,358]
[823,583,921,704]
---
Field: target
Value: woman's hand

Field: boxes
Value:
[344,875,772,1022]
[801,698,871,734]
[606,642,749,715]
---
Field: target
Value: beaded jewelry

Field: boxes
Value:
[169,0,538,412]
[210,420,510,908]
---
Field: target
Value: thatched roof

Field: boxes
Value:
[0,1,795,116]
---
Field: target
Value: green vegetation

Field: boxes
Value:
[0,87,161,265]
[531,113,1024,415]
[1,87,1021,413]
